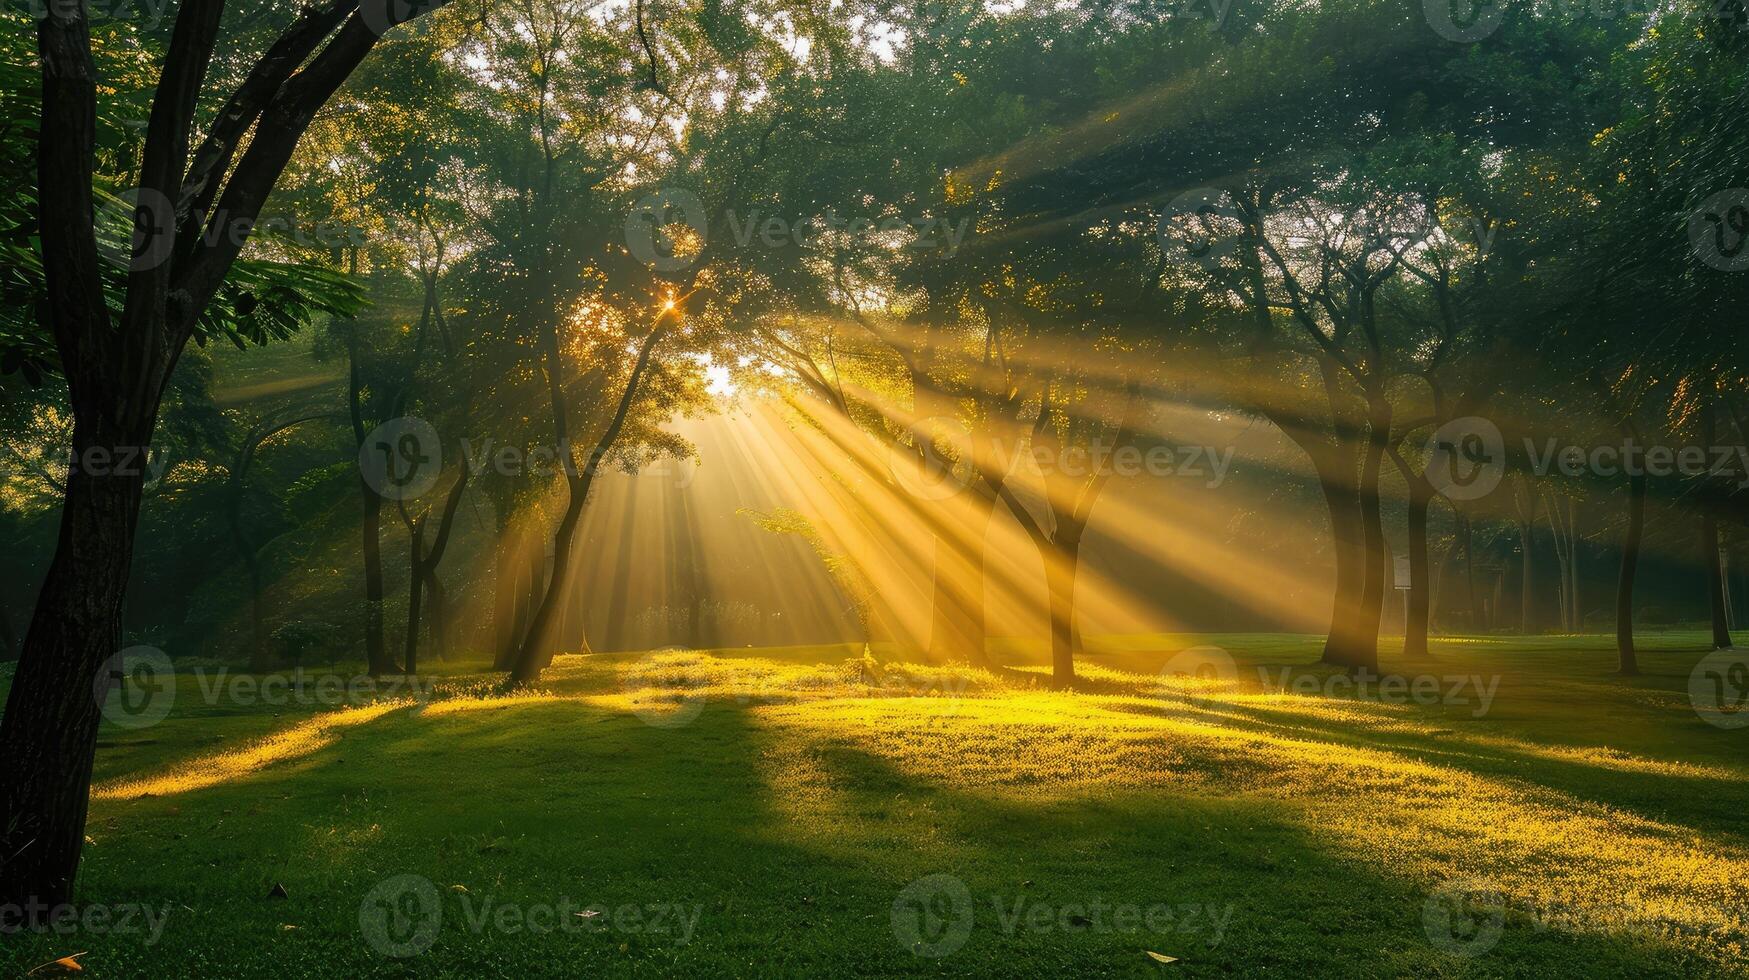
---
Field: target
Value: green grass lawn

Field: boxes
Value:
[2,633,1747,977]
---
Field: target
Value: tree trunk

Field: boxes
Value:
[1044,536,1081,689]
[1316,467,1368,667]
[0,604,17,662]
[1518,518,1537,635]
[509,321,671,684]
[492,528,520,666]
[358,475,393,676]
[1404,480,1433,658]
[230,502,269,672]
[1704,514,1733,650]
[1461,512,1479,631]
[403,517,426,677]
[0,423,147,910]
[1616,471,1646,675]
[1347,399,1391,672]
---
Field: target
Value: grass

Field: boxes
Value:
[2,632,1747,977]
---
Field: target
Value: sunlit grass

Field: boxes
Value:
[8,634,1746,977]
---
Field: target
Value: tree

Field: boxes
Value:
[2,0,453,911]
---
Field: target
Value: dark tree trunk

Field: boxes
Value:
[409,468,467,669]
[1316,466,1368,667]
[3,0,443,915]
[1461,513,1480,630]
[1518,518,1537,635]
[1353,411,1389,672]
[1704,514,1733,650]
[230,505,269,672]
[1404,481,1433,658]
[403,517,426,677]
[1044,536,1081,690]
[0,603,18,661]
[509,321,671,684]
[492,529,520,666]
[358,475,392,675]
[0,424,147,910]
[1701,400,1733,649]
[1616,470,1646,675]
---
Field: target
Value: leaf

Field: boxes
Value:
[27,952,86,974]
[1145,951,1178,964]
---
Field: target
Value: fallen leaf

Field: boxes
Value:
[1145,951,1178,964]
[27,952,86,975]
[451,884,469,893]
